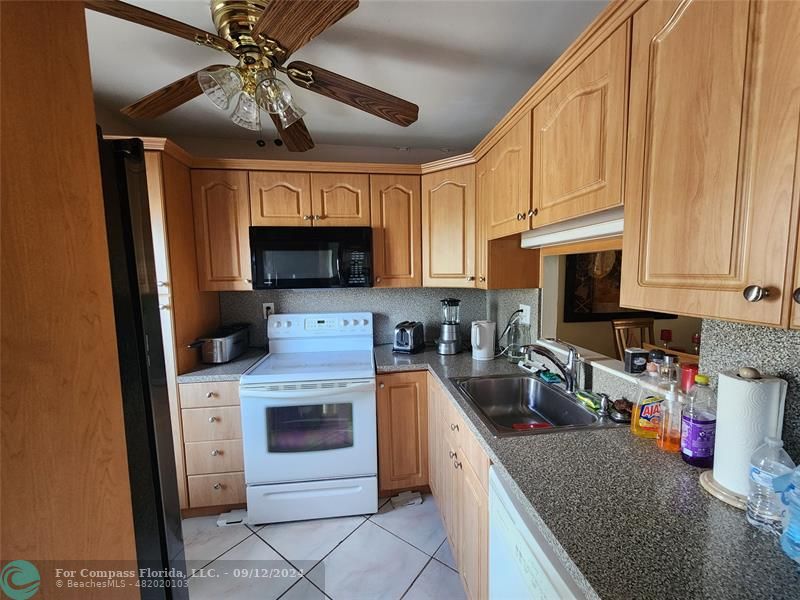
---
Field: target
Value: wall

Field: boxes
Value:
[220,288,487,347]
[1,0,138,574]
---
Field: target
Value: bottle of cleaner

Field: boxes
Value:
[631,370,663,439]
[681,374,717,468]
[746,437,796,535]
[657,383,682,452]
[779,466,800,564]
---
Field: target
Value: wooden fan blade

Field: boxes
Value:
[121,65,228,119]
[251,0,358,59]
[85,0,232,53]
[286,61,418,127]
[269,115,315,152]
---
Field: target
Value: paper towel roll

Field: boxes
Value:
[712,370,787,496]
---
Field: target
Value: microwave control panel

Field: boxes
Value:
[344,250,370,286]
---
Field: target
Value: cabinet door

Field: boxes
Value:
[459,457,488,600]
[621,0,800,326]
[377,372,428,492]
[249,171,312,226]
[191,170,252,291]
[791,225,800,330]
[532,24,628,227]
[310,173,371,226]
[427,376,441,496]
[484,113,532,240]
[421,165,476,287]
[475,156,489,289]
[370,175,422,287]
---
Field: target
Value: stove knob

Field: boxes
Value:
[342,319,350,327]
[285,321,292,328]
[363,319,370,326]
[275,321,282,328]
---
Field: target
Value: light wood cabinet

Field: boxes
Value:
[181,406,242,443]
[191,170,252,291]
[482,113,532,240]
[370,175,422,287]
[184,440,244,476]
[531,23,629,227]
[377,371,428,493]
[421,165,476,287]
[311,173,371,226]
[792,240,800,330]
[187,472,245,507]
[249,171,312,226]
[178,380,240,409]
[459,456,489,600]
[620,0,800,327]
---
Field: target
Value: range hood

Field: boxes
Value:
[520,206,624,249]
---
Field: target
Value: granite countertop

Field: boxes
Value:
[373,344,800,600]
[176,348,266,383]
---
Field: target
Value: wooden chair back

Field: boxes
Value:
[611,318,656,360]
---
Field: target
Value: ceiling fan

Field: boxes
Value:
[85,0,420,152]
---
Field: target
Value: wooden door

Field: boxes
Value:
[370,175,422,287]
[484,113,532,239]
[311,173,371,226]
[377,372,428,492]
[459,457,488,600]
[475,155,489,289]
[249,171,312,226]
[532,23,628,227]
[192,170,252,291]
[421,165,476,287]
[621,0,800,326]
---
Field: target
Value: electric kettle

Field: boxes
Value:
[471,321,496,361]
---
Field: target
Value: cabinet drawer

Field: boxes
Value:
[182,406,242,442]
[443,398,489,491]
[179,381,240,408]
[187,472,245,508]
[185,440,244,475]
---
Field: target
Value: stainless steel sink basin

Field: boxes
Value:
[451,374,616,437]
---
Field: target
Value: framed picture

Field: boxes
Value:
[563,250,675,323]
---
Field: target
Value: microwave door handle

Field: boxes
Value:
[337,256,344,286]
[242,381,375,401]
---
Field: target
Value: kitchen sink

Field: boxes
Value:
[450,374,619,437]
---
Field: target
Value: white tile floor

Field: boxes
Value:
[183,494,467,600]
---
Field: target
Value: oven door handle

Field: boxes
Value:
[240,381,375,401]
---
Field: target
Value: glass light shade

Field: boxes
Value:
[256,77,306,129]
[229,92,260,131]
[197,67,243,110]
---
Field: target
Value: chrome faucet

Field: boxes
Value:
[517,339,580,393]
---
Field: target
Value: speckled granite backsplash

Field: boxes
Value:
[220,288,487,347]
[699,319,800,462]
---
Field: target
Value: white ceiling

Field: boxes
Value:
[86,0,605,155]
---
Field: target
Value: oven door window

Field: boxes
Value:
[267,403,354,452]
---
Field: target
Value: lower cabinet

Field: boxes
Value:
[427,374,489,600]
[377,371,429,493]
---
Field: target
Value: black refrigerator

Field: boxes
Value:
[98,129,189,599]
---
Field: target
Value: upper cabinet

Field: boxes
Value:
[620,0,800,327]
[422,165,476,288]
[249,171,311,226]
[191,170,252,291]
[482,114,532,240]
[370,175,422,288]
[531,23,629,227]
[310,173,371,226]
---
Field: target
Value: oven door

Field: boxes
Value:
[240,379,377,485]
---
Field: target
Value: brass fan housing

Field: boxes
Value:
[211,0,268,56]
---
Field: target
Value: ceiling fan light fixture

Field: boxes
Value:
[255,76,305,129]
[276,101,306,129]
[197,66,243,110]
[229,92,261,130]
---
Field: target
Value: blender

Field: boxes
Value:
[437,298,462,355]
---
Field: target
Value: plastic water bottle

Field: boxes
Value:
[746,437,796,535]
[780,466,800,564]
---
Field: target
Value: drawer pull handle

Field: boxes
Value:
[448,450,457,459]
[206,391,217,399]
[450,423,459,432]
[453,460,462,470]
[212,483,222,490]
[793,288,800,305]
[208,416,217,423]
[210,449,221,456]
[743,285,769,302]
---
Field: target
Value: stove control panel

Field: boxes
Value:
[267,312,373,338]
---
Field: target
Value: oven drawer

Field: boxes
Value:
[188,472,245,507]
[180,381,240,408]
[185,440,244,475]
[182,406,242,442]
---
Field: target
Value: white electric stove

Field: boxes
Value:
[240,312,377,525]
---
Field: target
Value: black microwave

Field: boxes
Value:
[249,226,372,289]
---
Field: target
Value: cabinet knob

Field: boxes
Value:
[379,383,385,389]
[453,460,462,470]
[206,391,217,399]
[793,288,800,305]
[313,214,322,220]
[210,449,220,456]
[448,450,457,459]
[159,304,170,310]
[208,416,217,423]
[515,213,523,221]
[212,483,222,490]
[743,285,770,302]
[303,215,312,220]
[479,276,486,282]
[375,277,381,283]
[466,276,475,281]
[528,208,538,217]
[157,281,168,287]
[450,423,459,432]
[245,278,252,283]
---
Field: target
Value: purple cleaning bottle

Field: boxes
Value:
[681,374,716,468]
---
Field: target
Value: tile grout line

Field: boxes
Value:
[431,538,459,575]
[399,554,436,600]
[367,518,446,559]
[187,527,257,575]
